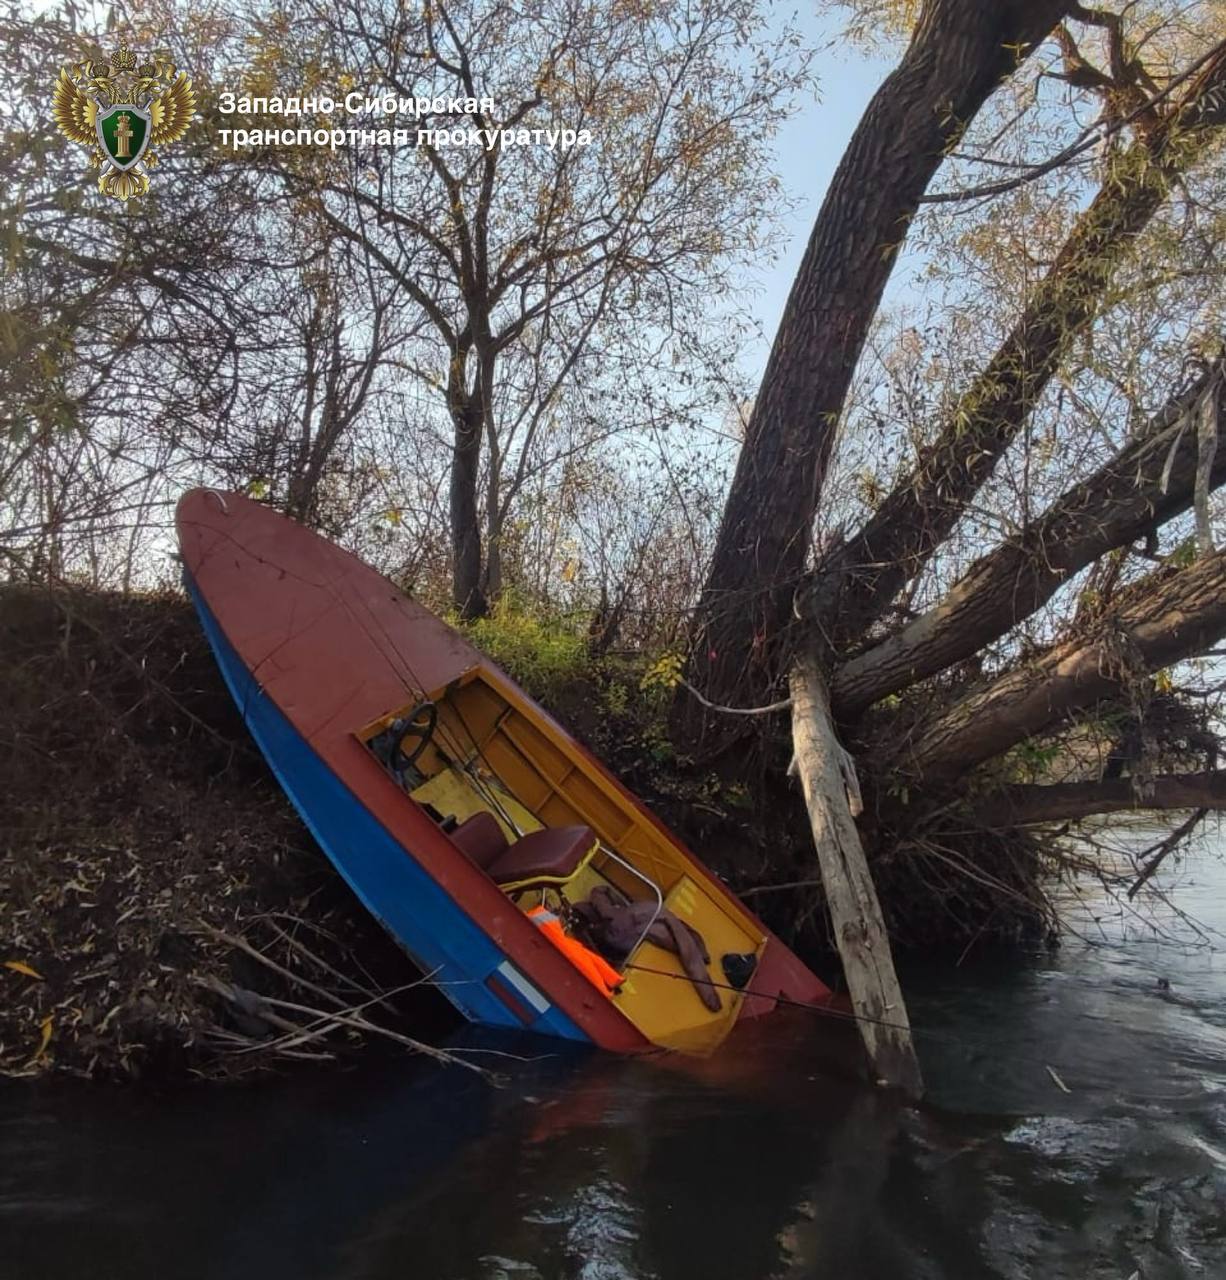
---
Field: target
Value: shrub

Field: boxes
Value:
[458,592,589,696]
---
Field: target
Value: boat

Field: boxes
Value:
[176,489,832,1055]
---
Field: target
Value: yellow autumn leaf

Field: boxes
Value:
[4,960,43,980]
[31,1015,53,1063]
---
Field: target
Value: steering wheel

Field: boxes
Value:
[392,700,438,771]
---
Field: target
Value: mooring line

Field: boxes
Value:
[621,961,921,1037]
[623,959,1087,1076]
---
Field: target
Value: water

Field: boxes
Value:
[3,827,1225,1280]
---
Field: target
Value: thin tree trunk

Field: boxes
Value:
[480,344,504,605]
[451,408,486,618]
[789,648,923,1099]
[448,347,488,620]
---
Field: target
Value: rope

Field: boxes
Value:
[621,961,920,1037]
[620,957,1108,1076]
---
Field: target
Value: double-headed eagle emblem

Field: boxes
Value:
[52,44,196,202]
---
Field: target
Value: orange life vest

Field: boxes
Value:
[527,906,622,996]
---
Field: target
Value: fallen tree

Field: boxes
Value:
[980,772,1226,825]
[832,356,1226,719]
[903,549,1226,788]
[679,3,1226,1096]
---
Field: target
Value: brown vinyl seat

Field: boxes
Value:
[448,810,509,872]
[449,811,599,888]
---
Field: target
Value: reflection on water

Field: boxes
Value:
[3,828,1225,1280]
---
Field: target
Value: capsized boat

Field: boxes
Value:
[176,489,832,1055]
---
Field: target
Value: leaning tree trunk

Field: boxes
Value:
[902,549,1226,789]
[810,44,1226,651]
[789,648,923,1099]
[831,356,1226,720]
[683,0,1071,721]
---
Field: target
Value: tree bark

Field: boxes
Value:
[450,400,487,618]
[448,339,489,620]
[684,0,1070,719]
[906,550,1226,788]
[789,648,923,1099]
[979,772,1226,825]
[832,355,1226,719]
[811,43,1226,648]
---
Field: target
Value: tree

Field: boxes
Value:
[228,0,810,616]
[686,0,1073,712]
[680,0,1226,1092]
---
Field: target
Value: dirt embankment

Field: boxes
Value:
[0,586,438,1082]
[1,586,823,1083]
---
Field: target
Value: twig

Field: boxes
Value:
[738,878,825,898]
[1046,1064,1073,1094]
[193,921,350,1010]
[226,981,430,1058]
[1127,808,1206,899]
[258,993,499,1078]
[261,919,398,1014]
[919,36,1226,206]
[679,676,791,717]
[197,976,498,1079]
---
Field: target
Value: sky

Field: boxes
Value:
[740,13,897,379]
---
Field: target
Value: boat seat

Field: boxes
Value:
[449,811,599,889]
[448,810,508,871]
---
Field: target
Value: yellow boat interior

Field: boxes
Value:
[356,664,767,1054]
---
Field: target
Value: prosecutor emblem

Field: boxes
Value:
[52,44,196,201]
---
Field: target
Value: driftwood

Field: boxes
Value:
[788,647,923,1099]
[1127,808,1207,899]
[191,921,506,1081]
[196,973,499,1078]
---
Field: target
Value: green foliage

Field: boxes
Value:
[641,719,677,765]
[722,780,753,810]
[639,651,684,695]
[1012,736,1062,778]
[601,678,629,717]
[457,593,588,696]
[1167,537,1199,569]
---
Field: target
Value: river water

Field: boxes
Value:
[3,824,1225,1279]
